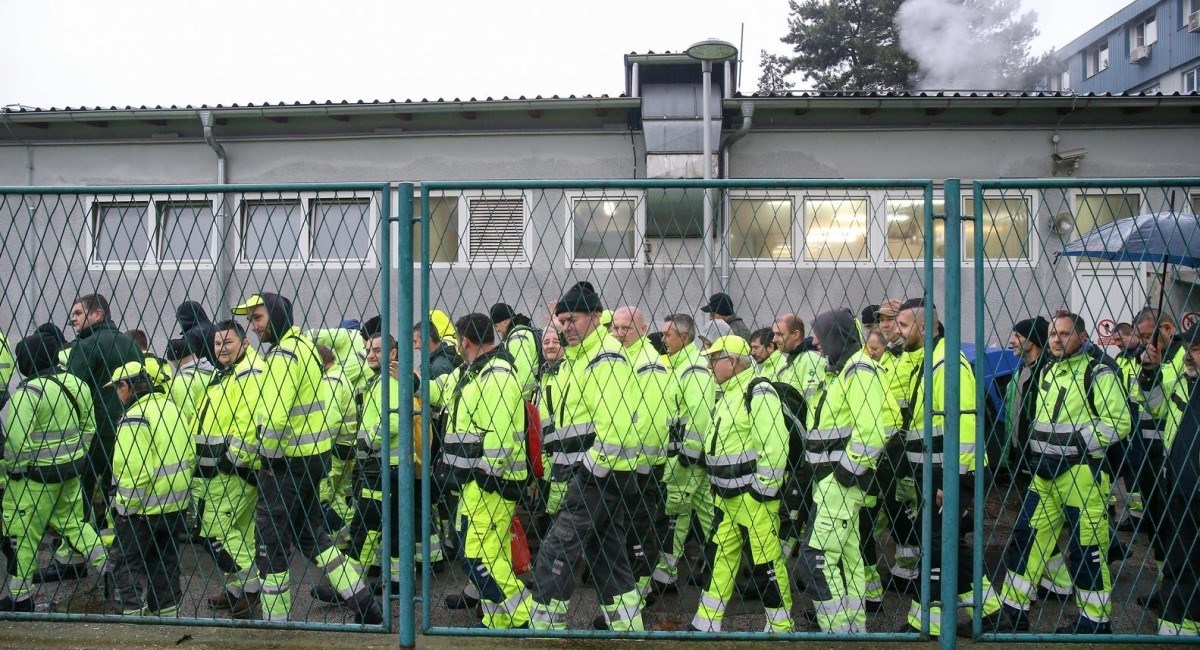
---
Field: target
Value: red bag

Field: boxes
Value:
[525,400,543,479]
[510,517,532,574]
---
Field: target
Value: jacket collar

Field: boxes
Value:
[75,319,118,340]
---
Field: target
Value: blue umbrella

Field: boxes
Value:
[1058,211,1200,326]
[1059,211,1200,269]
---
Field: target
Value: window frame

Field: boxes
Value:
[411,191,531,269]
[565,190,646,269]
[233,191,379,270]
[1130,14,1157,50]
[1085,42,1110,78]
[1184,66,1200,94]
[86,194,221,271]
[960,191,1038,266]
[726,192,801,267]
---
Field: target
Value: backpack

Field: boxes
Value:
[508,322,545,369]
[745,377,808,472]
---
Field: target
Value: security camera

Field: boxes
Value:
[1052,148,1088,163]
[1052,148,1087,175]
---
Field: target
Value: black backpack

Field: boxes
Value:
[745,377,808,472]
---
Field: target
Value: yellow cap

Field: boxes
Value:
[700,335,750,357]
[231,294,265,316]
[600,309,613,326]
[143,356,172,387]
[105,361,150,388]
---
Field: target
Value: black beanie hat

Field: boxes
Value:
[489,303,517,324]
[35,322,67,345]
[15,332,60,377]
[555,281,603,315]
[861,304,880,326]
[1012,316,1050,350]
[360,315,382,340]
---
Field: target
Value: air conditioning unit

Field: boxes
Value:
[1189,10,1200,32]
[1131,45,1150,63]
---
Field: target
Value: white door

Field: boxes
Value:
[1070,263,1148,352]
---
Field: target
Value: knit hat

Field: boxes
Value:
[35,322,67,345]
[700,292,736,316]
[555,282,603,315]
[489,303,517,324]
[860,304,881,326]
[14,332,60,377]
[1012,316,1050,350]
[165,338,189,362]
[1183,324,1200,346]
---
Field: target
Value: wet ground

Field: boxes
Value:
[0,477,1169,643]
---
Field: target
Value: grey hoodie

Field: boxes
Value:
[812,308,860,371]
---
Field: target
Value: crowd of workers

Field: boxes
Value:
[0,284,1197,637]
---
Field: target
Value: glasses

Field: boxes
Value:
[707,354,733,367]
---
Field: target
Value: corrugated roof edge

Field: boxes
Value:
[1,94,634,114]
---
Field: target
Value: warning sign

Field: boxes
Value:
[1184,312,1200,331]
[1096,318,1120,346]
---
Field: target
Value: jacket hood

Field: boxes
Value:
[312,327,357,364]
[259,293,294,342]
[813,309,861,370]
[75,319,118,339]
[14,332,60,378]
[176,300,211,335]
[36,322,67,346]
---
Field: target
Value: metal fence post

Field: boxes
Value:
[394,182,416,648]
[941,178,963,648]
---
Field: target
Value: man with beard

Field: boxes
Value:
[232,292,381,624]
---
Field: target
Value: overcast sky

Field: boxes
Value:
[1,0,1133,109]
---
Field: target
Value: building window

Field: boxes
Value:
[885,197,945,260]
[644,188,705,265]
[805,198,869,262]
[158,201,214,262]
[1191,193,1200,215]
[1086,43,1109,78]
[1059,70,1070,91]
[729,197,793,260]
[1074,193,1141,237]
[572,197,638,261]
[1131,15,1157,49]
[963,196,1031,260]
[1184,66,1200,94]
[414,196,459,264]
[1188,0,1200,27]
[92,201,149,263]
[240,195,376,266]
[242,200,303,263]
[311,198,372,261]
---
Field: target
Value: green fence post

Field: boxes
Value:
[971,180,986,640]
[941,178,963,648]
[394,182,416,648]
[920,182,936,637]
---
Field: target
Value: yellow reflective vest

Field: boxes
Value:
[1030,345,1132,478]
[624,336,675,474]
[170,358,214,434]
[359,369,421,471]
[195,351,264,475]
[442,349,527,499]
[907,337,979,478]
[113,391,193,516]
[257,327,331,459]
[505,324,540,401]
[667,342,716,466]
[2,371,95,478]
[547,326,639,477]
[805,349,888,489]
[704,366,789,501]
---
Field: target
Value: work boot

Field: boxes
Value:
[351,593,384,625]
[865,599,884,613]
[373,581,401,596]
[207,591,238,610]
[445,591,480,610]
[32,561,88,584]
[230,593,260,619]
[592,614,608,630]
[310,584,345,604]
[993,606,1031,632]
[650,579,679,596]
[0,596,35,613]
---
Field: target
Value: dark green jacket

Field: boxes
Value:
[67,320,143,442]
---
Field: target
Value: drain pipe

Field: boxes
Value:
[200,110,232,316]
[718,101,754,289]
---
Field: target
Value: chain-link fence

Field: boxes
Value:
[5,177,1200,647]
[414,179,954,641]
[0,183,395,631]
[970,178,1200,644]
